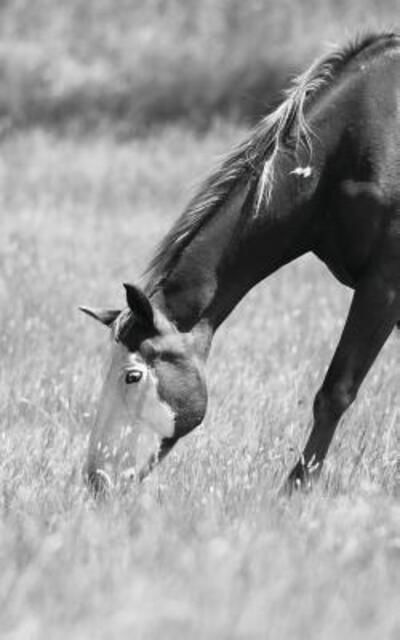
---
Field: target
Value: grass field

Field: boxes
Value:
[1,124,400,639]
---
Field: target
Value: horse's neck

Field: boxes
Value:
[152,166,315,350]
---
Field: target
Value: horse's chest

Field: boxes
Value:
[314,179,388,286]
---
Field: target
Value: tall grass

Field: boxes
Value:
[0,0,399,133]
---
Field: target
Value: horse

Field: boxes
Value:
[81,31,400,494]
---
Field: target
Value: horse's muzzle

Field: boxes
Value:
[87,467,113,497]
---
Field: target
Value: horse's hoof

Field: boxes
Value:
[279,471,313,497]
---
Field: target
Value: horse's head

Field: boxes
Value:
[81,284,207,493]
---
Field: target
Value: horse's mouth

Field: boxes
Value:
[87,468,113,496]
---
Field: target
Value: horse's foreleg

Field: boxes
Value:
[286,271,400,491]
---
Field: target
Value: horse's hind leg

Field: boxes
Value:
[286,269,400,491]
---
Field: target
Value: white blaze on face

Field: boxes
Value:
[87,341,175,484]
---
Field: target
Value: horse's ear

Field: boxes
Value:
[123,283,154,327]
[79,306,120,327]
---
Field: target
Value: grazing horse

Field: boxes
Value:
[81,32,400,494]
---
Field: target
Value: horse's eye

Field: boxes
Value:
[125,369,143,384]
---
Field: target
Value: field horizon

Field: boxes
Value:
[0,1,400,134]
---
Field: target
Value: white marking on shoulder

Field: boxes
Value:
[290,166,313,178]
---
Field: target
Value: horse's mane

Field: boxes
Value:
[145,30,400,294]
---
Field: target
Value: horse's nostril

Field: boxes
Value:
[87,468,113,497]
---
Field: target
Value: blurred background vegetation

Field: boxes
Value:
[0,0,399,135]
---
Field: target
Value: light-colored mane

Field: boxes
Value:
[146,31,400,293]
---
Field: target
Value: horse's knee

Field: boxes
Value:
[313,382,357,423]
